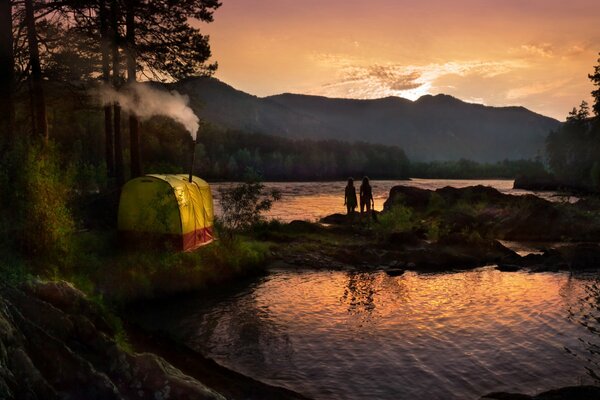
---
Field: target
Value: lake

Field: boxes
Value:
[135,268,600,400]
[133,179,594,399]
[211,179,573,222]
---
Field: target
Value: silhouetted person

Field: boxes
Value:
[360,176,374,215]
[344,177,357,214]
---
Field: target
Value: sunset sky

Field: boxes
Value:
[197,0,600,121]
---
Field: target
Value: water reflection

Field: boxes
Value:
[341,272,377,315]
[563,275,600,381]
[340,272,411,322]
[135,269,600,400]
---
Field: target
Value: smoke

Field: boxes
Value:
[98,83,200,140]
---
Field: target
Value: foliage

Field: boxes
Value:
[141,120,412,180]
[0,140,75,266]
[218,171,282,233]
[545,57,600,191]
[376,205,414,235]
[546,101,599,188]
[589,53,600,116]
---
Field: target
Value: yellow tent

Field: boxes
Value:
[118,174,214,251]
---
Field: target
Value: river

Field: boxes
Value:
[211,179,574,222]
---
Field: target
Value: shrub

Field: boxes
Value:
[0,141,75,267]
[376,205,413,235]
[217,170,281,234]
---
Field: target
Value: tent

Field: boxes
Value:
[118,174,214,251]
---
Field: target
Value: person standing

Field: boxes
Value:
[360,176,374,215]
[344,178,358,214]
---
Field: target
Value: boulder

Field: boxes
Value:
[496,263,522,272]
[513,174,560,191]
[385,268,405,277]
[320,213,354,225]
[383,186,431,211]
[482,385,600,400]
[0,281,230,400]
[559,243,600,269]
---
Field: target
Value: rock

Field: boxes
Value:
[400,234,519,272]
[383,185,431,211]
[382,184,600,242]
[496,263,522,272]
[320,213,354,225]
[482,385,600,399]
[513,174,560,191]
[23,280,115,336]
[126,353,225,400]
[439,211,479,235]
[559,243,600,269]
[435,185,507,205]
[385,268,405,277]
[0,281,232,400]
[529,265,561,273]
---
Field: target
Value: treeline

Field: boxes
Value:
[192,129,412,181]
[410,159,547,180]
[544,55,600,192]
[139,118,544,181]
[139,115,408,180]
[546,104,600,190]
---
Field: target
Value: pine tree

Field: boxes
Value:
[0,0,15,148]
[24,0,48,142]
[123,0,220,177]
[589,54,600,116]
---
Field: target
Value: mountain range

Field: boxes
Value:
[171,77,561,162]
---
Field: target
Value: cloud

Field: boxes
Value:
[307,57,527,100]
[520,43,554,58]
[343,66,423,91]
[566,44,586,55]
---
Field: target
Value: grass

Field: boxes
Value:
[0,226,272,353]
[61,229,272,304]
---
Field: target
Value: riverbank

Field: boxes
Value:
[0,227,303,398]
[0,279,308,399]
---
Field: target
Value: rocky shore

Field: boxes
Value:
[481,385,600,399]
[0,280,307,400]
[268,185,600,275]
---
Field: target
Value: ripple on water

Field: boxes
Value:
[135,269,600,400]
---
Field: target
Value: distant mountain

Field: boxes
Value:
[172,77,560,162]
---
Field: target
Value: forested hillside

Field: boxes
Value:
[173,77,560,162]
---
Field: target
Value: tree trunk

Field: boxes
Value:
[99,0,114,177]
[0,0,15,148]
[126,2,141,178]
[111,0,124,186]
[25,0,48,142]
